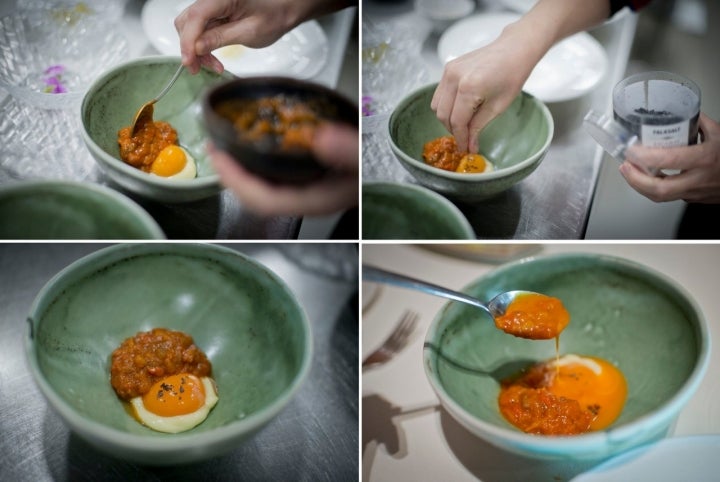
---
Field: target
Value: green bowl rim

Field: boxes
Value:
[423,252,711,454]
[0,180,165,239]
[388,83,554,182]
[362,181,476,239]
[80,55,232,192]
[24,243,314,453]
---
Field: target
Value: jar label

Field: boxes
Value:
[641,121,689,147]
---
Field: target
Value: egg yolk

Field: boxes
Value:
[494,293,570,340]
[551,356,627,431]
[141,373,206,417]
[456,154,487,173]
[498,355,628,435]
[151,145,187,177]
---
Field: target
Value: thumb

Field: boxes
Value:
[312,123,359,172]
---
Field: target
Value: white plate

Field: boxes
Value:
[496,0,631,24]
[572,435,720,482]
[362,282,382,312]
[437,13,607,102]
[141,0,329,79]
[495,0,537,12]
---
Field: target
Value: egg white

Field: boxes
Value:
[130,376,218,433]
[150,146,197,180]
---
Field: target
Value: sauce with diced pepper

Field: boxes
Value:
[422,135,490,173]
[216,95,321,152]
[110,328,212,400]
[117,121,178,172]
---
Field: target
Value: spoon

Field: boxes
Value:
[130,64,184,136]
[362,265,536,320]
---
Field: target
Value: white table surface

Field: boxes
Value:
[362,244,720,481]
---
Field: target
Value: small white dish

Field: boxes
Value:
[438,13,608,103]
[141,0,329,79]
[414,0,475,32]
[572,435,720,482]
[496,0,630,25]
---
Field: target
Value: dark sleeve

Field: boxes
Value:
[609,0,652,15]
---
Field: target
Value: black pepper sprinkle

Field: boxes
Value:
[179,385,185,393]
[157,390,164,399]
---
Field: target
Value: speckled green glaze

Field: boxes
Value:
[388,84,553,201]
[81,57,234,203]
[25,244,312,465]
[424,253,710,460]
[0,181,164,239]
[362,182,475,239]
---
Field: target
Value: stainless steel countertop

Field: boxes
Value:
[0,0,357,240]
[0,243,358,481]
[362,1,637,239]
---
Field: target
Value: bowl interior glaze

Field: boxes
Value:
[27,244,311,447]
[390,85,552,176]
[425,253,707,458]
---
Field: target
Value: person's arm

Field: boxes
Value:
[175,0,356,74]
[432,0,611,153]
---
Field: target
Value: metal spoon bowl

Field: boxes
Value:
[130,64,184,135]
[362,265,537,320]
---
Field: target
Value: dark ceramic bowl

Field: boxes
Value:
[202,77,358,184]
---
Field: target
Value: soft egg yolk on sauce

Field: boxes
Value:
[151,145,187,177]
[142,373,205,417]
[498,355,627,435]
[552,356,627,431]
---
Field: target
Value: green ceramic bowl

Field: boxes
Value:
[388,84,553,201]
[81,56,234,203]
[25,244,312,465]
[0,181,164,239]
[424,253,710,460]
[362,182,474,239]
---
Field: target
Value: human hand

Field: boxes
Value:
[175,0,300,74]
[431,25,541,153]
[619,114,720,203]
[209,123,358,216]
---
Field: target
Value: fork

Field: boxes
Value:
[363,310,419,368]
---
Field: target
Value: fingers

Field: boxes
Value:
[431,72,459,136]
[626,143,710,172]
[619,161,704,202]
[198,53,224,74]
[699,112,720,140]
[312,123,359,172]
[175,0,230,74]
[209,145,358,217]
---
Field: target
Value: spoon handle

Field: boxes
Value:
[362,265,490,315]
[154,64,184,102]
